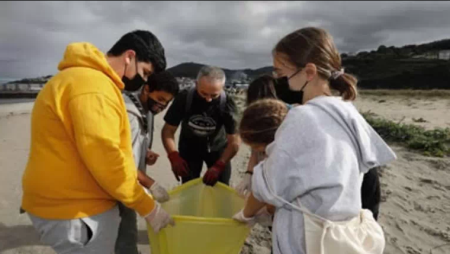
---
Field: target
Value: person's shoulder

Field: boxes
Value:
[179,88,190,97]
[286,103,317,121]
[61,68,121,102]
[276,102,326,138]
[304,95,359,120]
[291,96,344,115]
[62,67,113,88]
[123,98,138,114]
[223,91,237,107]
[173,88,189,102]
[122,92,132,103]
[307,95,352,108]
[127,110,140,123]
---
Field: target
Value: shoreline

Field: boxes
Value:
[0,98,36,105]
[0,101,34,118]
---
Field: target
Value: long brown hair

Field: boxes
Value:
[239,99,288,145]
[273,27,357,101]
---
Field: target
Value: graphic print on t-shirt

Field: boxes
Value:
[188,113,217,137]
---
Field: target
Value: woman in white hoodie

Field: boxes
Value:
[233,27,396,254]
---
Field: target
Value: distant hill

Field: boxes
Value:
[348,39,450,60]
[341,38,450,89]
[168,38,450,90]
[343,58,450,89]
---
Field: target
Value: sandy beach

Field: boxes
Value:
[1,91,449,254]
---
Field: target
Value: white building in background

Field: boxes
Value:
[29,84,43,91]
[231,71,248,82]
[176,77,195,91]
[5,83,16,91]
[438,50,450,60]
[0,83,44,92]
[415,49,450,60]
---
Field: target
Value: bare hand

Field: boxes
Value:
[146,150,160,166]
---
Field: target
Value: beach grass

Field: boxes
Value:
[361,110,450,157]
[358,89,450,98]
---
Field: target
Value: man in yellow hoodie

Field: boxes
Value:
[21,30,174,254]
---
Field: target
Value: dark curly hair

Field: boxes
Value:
[146,71,179,97]
[239,99,288,145]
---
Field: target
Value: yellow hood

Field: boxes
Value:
[58,42,124,90]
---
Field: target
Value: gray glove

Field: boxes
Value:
[144,202,175,233]
[150,182,170,203]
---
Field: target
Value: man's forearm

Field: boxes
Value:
[162,126,177,154]
[219,135,240,164]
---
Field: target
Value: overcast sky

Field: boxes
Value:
[1,1,450,79]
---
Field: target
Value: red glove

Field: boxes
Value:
[168,151,189,181]
[203,160,226,186]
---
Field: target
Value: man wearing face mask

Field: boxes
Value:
[117,71,179,254]
[21,30,174,254]
[162,66,240,186]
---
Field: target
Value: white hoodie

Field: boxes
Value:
[123,93,154,173]
[252,96,396,254]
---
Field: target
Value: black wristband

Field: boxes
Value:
[245,171,253,175]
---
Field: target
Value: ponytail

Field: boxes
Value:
[329,73,358,101]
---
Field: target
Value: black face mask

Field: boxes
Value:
[274,70,309,105]
[147,97,167,115]
[194,89,219,106]
[122,58,145,92]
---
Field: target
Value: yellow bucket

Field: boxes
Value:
[147,178,250,254]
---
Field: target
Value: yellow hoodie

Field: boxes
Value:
[21,42,155,219]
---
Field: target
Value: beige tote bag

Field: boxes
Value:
[262,166,385,254]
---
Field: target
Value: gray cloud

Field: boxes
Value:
[1,1,450,79]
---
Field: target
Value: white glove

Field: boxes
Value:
[232,209,255,227]
[144,202,175,233]
[235,173,252,197]
[232,207,273,227]
[150,182,170,203]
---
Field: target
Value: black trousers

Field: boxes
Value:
[361,167,381,220]
[179,148,231,185]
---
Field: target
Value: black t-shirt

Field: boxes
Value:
[164,88,238,153]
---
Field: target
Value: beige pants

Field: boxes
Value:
[28,206,121,254]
